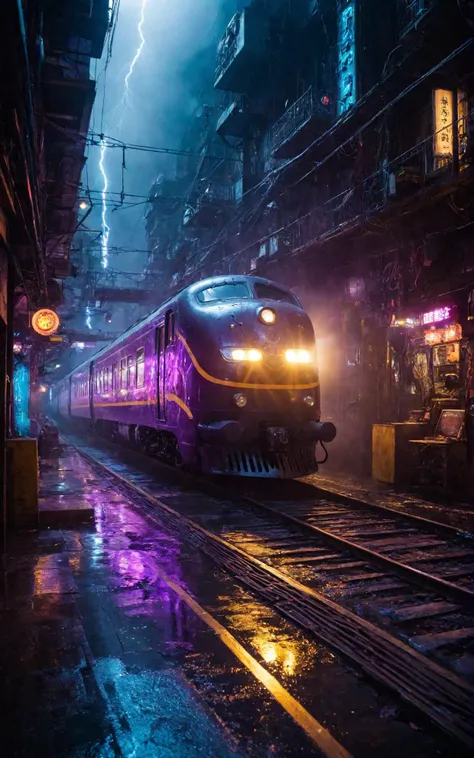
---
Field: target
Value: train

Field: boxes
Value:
[53,275,336,478]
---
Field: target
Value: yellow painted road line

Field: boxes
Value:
[154,565,352,758]
[178,332,319,391]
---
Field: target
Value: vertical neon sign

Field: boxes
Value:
[338,1,356,115]
[13,361,30,437]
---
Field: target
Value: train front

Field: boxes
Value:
[182,277,336,478]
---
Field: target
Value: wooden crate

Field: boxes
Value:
[372,423,428,485]
[6,438,39,529]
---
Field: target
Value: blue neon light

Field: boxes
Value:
[13,361,30,437]
[338,2,356,115]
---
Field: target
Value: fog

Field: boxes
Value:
[75,0,239,333]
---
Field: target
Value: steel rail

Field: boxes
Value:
[66,439,474,748]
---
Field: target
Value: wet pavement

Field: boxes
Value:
[0,444,468,757]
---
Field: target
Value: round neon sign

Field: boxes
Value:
[31,309,60,337]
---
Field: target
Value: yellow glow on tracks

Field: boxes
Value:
[154,565,352,758]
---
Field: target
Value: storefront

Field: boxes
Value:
[372,302,467,490]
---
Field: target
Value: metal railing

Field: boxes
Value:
[271,86,333,154]
[197,184,235,207]
[182,115,472,280]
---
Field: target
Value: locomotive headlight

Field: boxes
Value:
[304,395,315,407]
[234,393,248,408]
[258,307,276,325]
[221,348,262,362]
[285,349,312,364]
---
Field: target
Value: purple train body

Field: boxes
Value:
[54,275,336,478]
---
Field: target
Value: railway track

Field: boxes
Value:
[63,435,474,748]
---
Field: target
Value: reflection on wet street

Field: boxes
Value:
[0,445,467,757]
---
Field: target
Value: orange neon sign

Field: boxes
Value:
[31,309,60,337]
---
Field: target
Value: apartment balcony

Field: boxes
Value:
[183,185,235,228]
[215,8,266,92]
[271,87,334,159]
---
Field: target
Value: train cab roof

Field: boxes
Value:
[185,275,302,309]
[60,275,303,382]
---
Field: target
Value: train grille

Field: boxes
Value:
[224,447,317,478]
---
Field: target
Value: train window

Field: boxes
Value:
[254,283,300,306]
[136,348,145,388]
[120,358,127,389]
[112,363,118,391]
[127,356,134,388]
[197,282,250,302]
[165,311,175,345]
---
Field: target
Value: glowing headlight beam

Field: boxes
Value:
[285,349,312,364]
[221,348,263,362]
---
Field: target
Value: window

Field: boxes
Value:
[127,355,134,388]
[120,358,127,389]
[197,282,251,303]
[165,311,175,346]
[112,363,118,391]
[136,348,145,388]
[254,283,300,306]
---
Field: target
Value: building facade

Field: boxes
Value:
[144,0,474,487]
[0,0,109,545]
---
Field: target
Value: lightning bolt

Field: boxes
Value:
[123,0,149,109]
[98,0,149,274]
[99,137,110,270]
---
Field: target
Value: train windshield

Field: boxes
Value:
[197,282,251,302]
[254,283,300,306]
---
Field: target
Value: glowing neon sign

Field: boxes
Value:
[424,324,462,346]
[31,309,60,336]
[338,2,356,115]
[422,307,452,325]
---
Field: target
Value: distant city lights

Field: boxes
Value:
[391,317,420,328]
